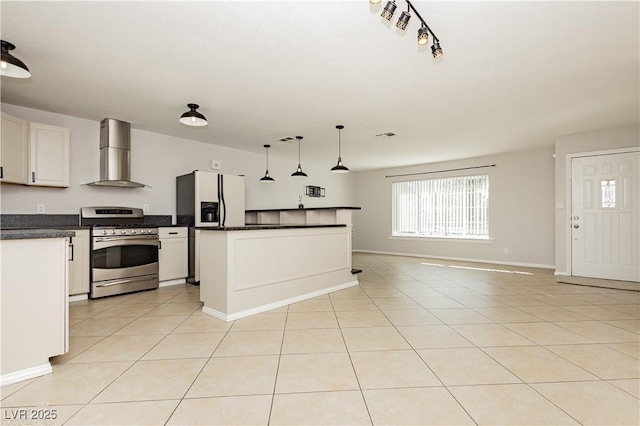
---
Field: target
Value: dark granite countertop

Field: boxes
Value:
[245,207,361,213]
[1,225,92,231]
[1,229,76,240]
[196,224,347,231]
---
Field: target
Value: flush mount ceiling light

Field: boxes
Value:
[373,0,443,60]
[179,103,208,127]
[1,40,31,78]
[291,136,308,178]
[260,144,275,183]
[330,125,349,174]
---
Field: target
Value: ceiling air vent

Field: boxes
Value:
[375,132,396,138]
[278,137,294,143]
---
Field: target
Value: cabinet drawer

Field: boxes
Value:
[159,227,188,239]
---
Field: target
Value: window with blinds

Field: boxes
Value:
[392,174,489,238]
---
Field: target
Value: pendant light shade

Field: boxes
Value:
[291,136,308,178]
[330,125,349,174]
[260,144,275,183]
[179,103,208,127]
[1,40,31,79]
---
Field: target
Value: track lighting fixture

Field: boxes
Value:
[330,125,349,174]
[1,40,31,78]
[291,136,308,178]
[260,144,275,183]
[396,7,411,30]
[381,1,397,21]
[431,40,443,59]
[417,26,429,45]
[179,103,208,127]
[374,0,443,60]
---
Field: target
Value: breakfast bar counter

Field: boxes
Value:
[197,224,357,321]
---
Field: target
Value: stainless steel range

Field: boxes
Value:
[81,207,159,298]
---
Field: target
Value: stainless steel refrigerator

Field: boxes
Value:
[176,171,245,282]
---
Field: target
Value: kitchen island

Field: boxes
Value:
[1,229,72,386]
[197,224,357,321]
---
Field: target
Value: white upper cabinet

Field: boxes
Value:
[0,114,71,188]
[29,122,70,187]
[0,113,29,184]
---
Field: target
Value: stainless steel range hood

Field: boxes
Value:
[86,118,149,188]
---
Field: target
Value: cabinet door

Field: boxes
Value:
[29,122,70,187]
[68,230,90,296]
[0,113,29,184]
[159,237,188,281]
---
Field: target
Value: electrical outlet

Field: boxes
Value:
[210,159,221,170]
[143,204,150,212]
[503,248,509,255]
[37,204,46,214]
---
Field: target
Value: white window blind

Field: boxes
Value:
[392,174,489,238]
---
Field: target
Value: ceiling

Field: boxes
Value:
[1,1,638,171]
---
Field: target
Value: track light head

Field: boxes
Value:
[369,0,382,4]
[381,1,397,21]
[417,26,429,45]
[396,11,411,30]
[431,40,443,59]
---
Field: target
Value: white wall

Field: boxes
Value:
[0,104,355,217]
[554,126,640,275]
[352,147,556,268]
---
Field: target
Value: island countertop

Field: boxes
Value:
[0,229,76,240]
[196,224,346,231]
[245,206,361,213]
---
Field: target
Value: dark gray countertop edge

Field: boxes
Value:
[196,224,347,231]
[1,229,76,240]
[246,207,361,213]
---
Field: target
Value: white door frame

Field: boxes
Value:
[564,147,640,277]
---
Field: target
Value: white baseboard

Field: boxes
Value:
[202,279,360,322]
[1,363,52,387]
[68,294,88,302]
[159,278,186,287]
[353,249,555,270]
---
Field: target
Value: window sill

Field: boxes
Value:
[389,235,495,244]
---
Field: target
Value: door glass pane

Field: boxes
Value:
[601,179,616,208]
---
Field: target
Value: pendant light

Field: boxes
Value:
[260,144,275,183]
[291,136,308,178]
[330,125,349,173]
[179,103,208,127]
[1,40,31,79]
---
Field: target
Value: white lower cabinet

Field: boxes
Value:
[159,227,188,282]
[1,237,68,386]
[68,229,90,296]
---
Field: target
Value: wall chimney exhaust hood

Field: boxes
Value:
[86,118,149,188]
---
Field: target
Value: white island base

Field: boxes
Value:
[199,225,357,321]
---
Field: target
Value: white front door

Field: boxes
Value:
[571,151,639,282]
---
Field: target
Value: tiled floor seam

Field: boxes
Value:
[329,290,375,426]
[266,304,289,425]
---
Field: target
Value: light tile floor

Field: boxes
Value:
[2,253,639,425]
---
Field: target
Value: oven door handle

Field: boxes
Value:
[94,235,158,242]
[93,237,159,250]
[95,274,159,288]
